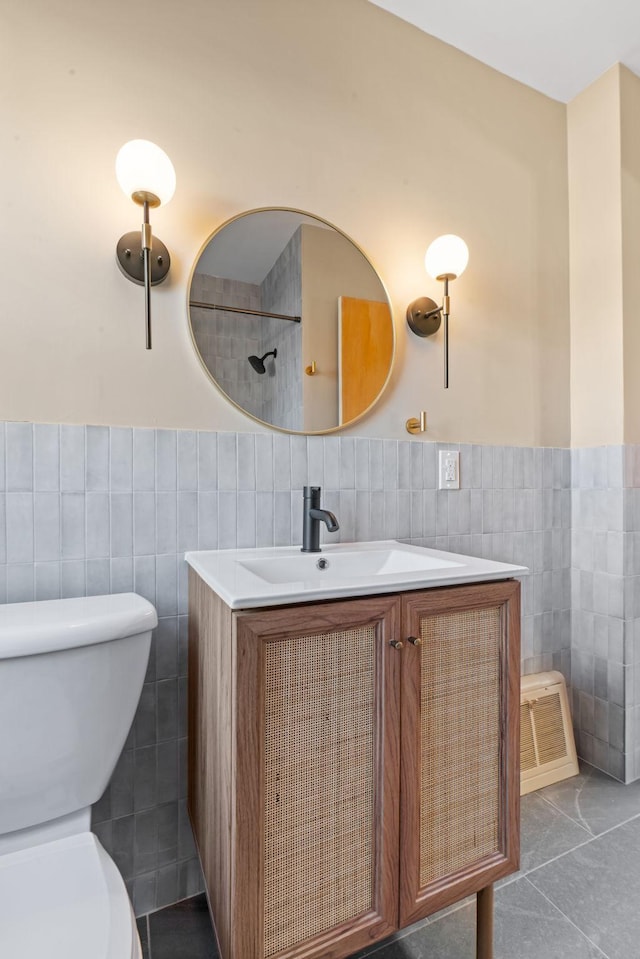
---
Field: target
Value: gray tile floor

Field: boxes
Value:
[139,762,640,959]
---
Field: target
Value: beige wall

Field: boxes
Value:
[0,0,570,444]
[568,64,640,447]
[621,67,640,444]
[568,66,625,447]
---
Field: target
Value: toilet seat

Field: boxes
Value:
[0,832,141,959]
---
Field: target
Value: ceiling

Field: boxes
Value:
[368,0,640,102]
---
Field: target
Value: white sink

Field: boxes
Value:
[185,540,528,609]
[238,547,462,585]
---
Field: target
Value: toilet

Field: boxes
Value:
[0,592,158,959]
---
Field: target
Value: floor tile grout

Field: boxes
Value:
[524,807,640,880]
[522,876,611,959]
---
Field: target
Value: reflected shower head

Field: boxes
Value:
[248,348,277,374]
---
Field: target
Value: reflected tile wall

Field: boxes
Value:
[189,274,264,419]
[0,423,571,914]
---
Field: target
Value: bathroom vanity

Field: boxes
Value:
[186,542,525,959]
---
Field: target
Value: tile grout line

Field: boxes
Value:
[146,914,152,959]
[524,807,640,879]
[522,876,612,959]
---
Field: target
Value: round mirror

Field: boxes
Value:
[188,208,394,434]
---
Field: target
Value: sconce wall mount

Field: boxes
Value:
[406,296,442,337]
[116,232,170,287]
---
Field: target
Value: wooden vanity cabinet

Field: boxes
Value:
[188,573,520,959]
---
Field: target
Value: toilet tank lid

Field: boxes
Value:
[0,593,158,659]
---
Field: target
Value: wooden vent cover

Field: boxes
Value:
[520,671,578,796]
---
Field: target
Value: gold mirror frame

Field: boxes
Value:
[187,207,395,435]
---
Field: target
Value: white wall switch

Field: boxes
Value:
[439,450,460,490]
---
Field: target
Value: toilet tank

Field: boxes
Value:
[0,593,157,837]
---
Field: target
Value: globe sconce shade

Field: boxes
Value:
[424,234,469,282]
[406,233,469,389]
[115,139,176,208]
[115,140,175,350]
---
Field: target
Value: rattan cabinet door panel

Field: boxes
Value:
[398,581,520,927]
[234,595,402,959]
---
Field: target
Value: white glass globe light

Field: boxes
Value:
[425,234,469,281]
[115,139,176,207]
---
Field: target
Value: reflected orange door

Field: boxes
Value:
[339,296,393,424]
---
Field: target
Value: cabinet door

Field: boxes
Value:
[233,595,402,959]
[399,581,520,926]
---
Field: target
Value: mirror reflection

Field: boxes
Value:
[188,209,394,434]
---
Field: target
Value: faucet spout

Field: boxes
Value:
[308,508,339,533]
[301,486,340,552]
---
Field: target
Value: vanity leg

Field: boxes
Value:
[476,884,494,959]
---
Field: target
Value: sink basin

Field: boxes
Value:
[185,540,528,609]
[238,547,462,585]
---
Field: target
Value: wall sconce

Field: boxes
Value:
[406,234,469,389]
[115,139,176,349]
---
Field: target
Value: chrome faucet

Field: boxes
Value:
[301,486,339,552]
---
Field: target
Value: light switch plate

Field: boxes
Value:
[439,450,460,489]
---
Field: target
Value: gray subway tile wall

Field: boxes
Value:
[0,423,576,913]
[572,445,640,782]
[7,423,33,492]
[189,274,265,424]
